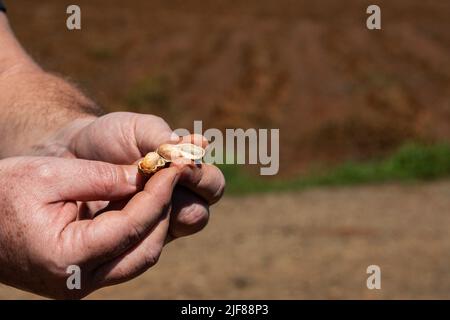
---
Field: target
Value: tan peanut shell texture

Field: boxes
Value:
[138,143,206,174]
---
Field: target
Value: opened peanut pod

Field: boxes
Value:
[138,143,206,175]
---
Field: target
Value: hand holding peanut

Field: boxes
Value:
[0,156,185,298]
[33,112,225,240]
[139,143,206,174]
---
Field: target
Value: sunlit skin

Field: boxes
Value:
[0,12,225,298]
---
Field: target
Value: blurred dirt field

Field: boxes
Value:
[1,180,450,299]
[6,0,450,175]
[1,0,449,300]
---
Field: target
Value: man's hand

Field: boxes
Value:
[0,12,225,242]
[0,156,187,299]
[0,11,225,299]
[32,112,225,240]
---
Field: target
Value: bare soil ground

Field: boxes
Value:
[2,180,450,299]
[6,0,450,175]
[1,0,449,300]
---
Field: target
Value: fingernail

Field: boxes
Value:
[127,169,138,185]
[170,132,181,142]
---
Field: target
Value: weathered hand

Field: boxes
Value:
[0,8,224,299]
[0,156,185,299]
[34,112,225,239]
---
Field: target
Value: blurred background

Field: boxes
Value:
[1,0,449,299]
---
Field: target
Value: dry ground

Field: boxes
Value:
[1,0,449,301]
[6,0,450,175]
[1,180,450,299]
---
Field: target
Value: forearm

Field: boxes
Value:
[0,13,101,157]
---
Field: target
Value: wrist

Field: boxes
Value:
[0,68,101,157]
[29,116,97,158]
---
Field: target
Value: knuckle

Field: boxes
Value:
[211,172,226,204]
[144,252,159,268]
[143,246,163,268]
[142,188,169,211]
[149,115,167,127]
[180,203,210,230]
[94,164,122,194]
[32,160,58,181]
[147,115,172,134]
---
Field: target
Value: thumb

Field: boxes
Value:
[43,158,140,202]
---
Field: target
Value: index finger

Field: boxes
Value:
[60,166,181,265]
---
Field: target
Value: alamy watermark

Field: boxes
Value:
[172,121,280,176]
[66,5,81,30]
[366,265,381,290]
[66,265,81,290]
[366,5,381,30]
[67,4,381,31]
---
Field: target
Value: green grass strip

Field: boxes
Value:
[218,142,450,195]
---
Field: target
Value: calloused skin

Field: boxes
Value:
[0,12,225,299]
